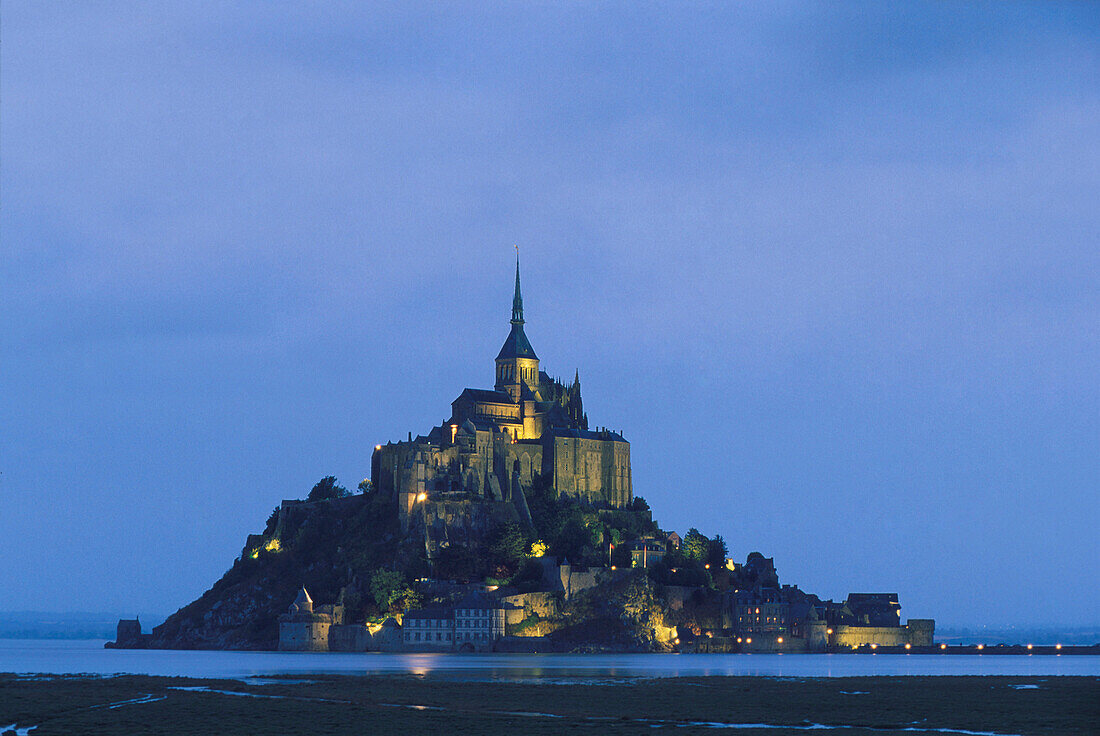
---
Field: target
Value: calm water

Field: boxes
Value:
[2,640,1098,680]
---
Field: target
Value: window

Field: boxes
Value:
[415,633,421,641]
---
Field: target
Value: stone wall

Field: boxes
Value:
[278,620,331,651]
[547,436,632,507]
[416,499,518,558]
[695,634,810,653]
[502,592,561,636]
[329,624,372,652]
[907,619,935,647]
[373,623,405,652]
[502,592,560,620]
[831,624,924,648]
[537,560,609,600]
[661,586,697,611]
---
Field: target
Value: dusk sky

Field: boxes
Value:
[3,3,1097,628]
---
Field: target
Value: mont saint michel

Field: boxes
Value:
[110,259,933,655]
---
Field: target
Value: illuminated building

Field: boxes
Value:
[372,256,633,533]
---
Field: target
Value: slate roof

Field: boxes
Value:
[455,388,514,405]
[546,427,627,442]
[455,592,504,610]
[495,323,539,361]
[403,607,455,621]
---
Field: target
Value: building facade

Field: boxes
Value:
[401,593,506,652]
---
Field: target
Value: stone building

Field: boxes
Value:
[401,593,506,652]
[728,587,790,635]
[105,618,149,649]
[401,606,455,650]
[278,588,344,651]
[629,540,667,568]
[452,592,506,651]
[372,257,633,534]
[717,558,935,651]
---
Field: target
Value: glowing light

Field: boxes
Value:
[905,643,911,650]
[736,637,742,643]
[976,644,984,650]
[528,540,548,558]
[746,638,752,644]
[871,643,878,649]
[826,628,833,635]
[375,445,382,451]
[264,538,282,553]
[450,424,457,442]
[415,492,427,502]
[673,638,680,645]
[777,637,783,644]
[704,563,710,569]
[1027,644,1033,650]
[1056,643,1062,650]
[940,643,947,650]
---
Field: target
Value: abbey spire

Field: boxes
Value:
[495,253,539,401]
[511,254,524,325]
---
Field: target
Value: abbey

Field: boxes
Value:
[372,258,633,530]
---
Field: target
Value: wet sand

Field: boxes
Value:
[1,672,1097,735]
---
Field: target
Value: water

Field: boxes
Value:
[1,640,1098,680]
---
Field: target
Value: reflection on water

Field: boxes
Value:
[0,640,1097,680]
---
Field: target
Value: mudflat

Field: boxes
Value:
[1,673,1097,735]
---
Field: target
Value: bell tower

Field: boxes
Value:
[495,254,539,402]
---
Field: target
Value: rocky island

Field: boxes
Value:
[112,259,932,653]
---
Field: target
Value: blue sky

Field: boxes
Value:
[2,3,1097,627]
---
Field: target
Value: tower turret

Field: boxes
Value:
[495,254,539,402]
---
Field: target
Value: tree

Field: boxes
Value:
[488,522,528,577]
[308,476,349,501]
[434,545,481,582]
[357,478,373,495]
[706,534,729,567]
[368,569,407,612]
[555,517,594,563]
[683,528,709,562]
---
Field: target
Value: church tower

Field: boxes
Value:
[495,256,540,402]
